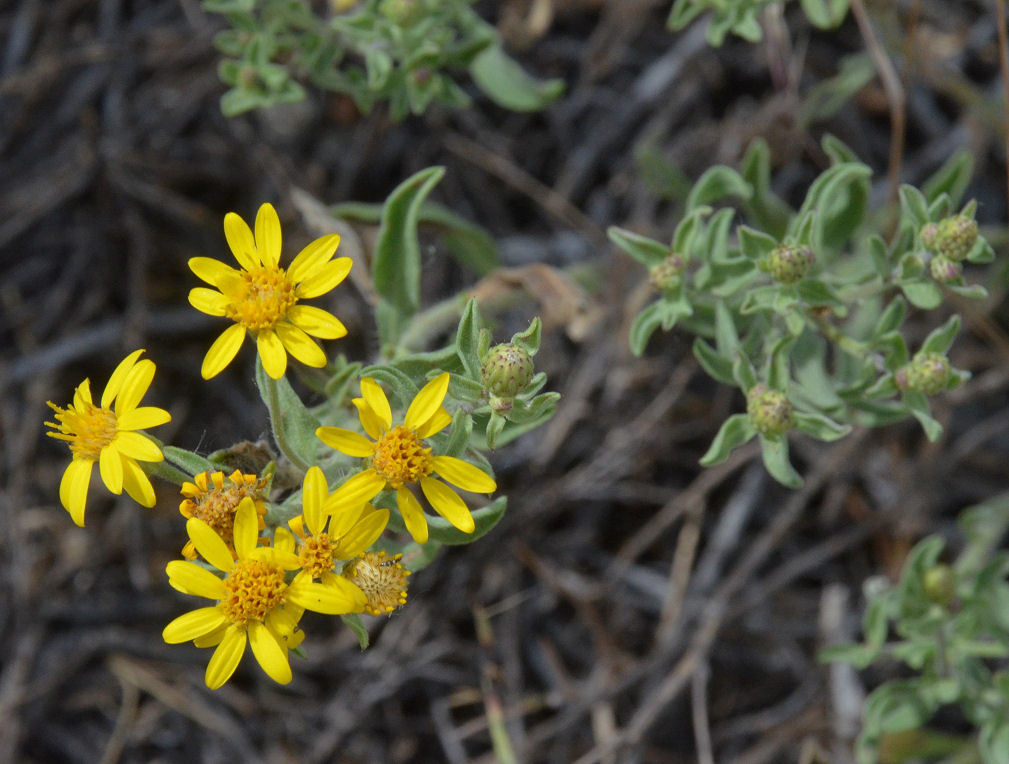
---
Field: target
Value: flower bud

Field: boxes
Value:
[761,244,814,284]
[895,352,951,396]
[922,564,956,607]
[746,384,793,437]
[648,254,685,292]
[934,215,978,262]
[380,0,423,25]
[919,222,938,251]
[481,343,535,402]
[929,255,962,284]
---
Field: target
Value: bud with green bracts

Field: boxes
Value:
[929,255,962,284]
[759,244,814,284]
[648,253,685,292]
[481,343,535,412]
[933,215,978,262]
[895,352,951,396]
[923,564,957,607]
[746,384,793,438]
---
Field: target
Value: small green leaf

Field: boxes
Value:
[608,226,670,268]
[898,184,930,227]
[738,225,778,262]
[373,166,446,322]
[686,166,751,211]
[693,338,735,385]
[903,391,943,442]
[629,301,670,356]
[455,298,483,377]
[511,317,542,356]
[922,150,973,206]
[485,411,506,450]
[340,613,369,650]
[427,497,507,545]
[255,360,322,469]
[470,43,564,112]
[163,446,216,478]
[901,280,943,310]
[801,0,850,29]
[699,413,756,466]
[759,435,803,488]
[920,314,960,355]
[794,411,851,441]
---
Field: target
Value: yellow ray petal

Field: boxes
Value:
[248,620,292,684]
[295,256,352,299]
[275,322,327,368]
[111,431,163,463]
[326,501,365,538]
[360,378,392,430]
[60,458,93,526]
[73,378,94,408]
[121,457,157,508]
[194,625,228,648]
[352,397,385,440]
[188,287,229,317]
[315,427,375,458]
[98,446,124,495]
[166,560,226,600]
[396,486,429,544]
[114,359,156,416]
[254,203,281,268]
[232,498,259,559]
[101,349,145,408]
[256,329,287,380]
[274,526,297,555]
[202,324,246,380]
[431,455,496,493]
[404,373,449,430]
[286,304,348,340]
[420,477,474,534]
[188,257,237,287]
[286,578,365,614]
[186,517,235,572]
[337,507,389,559]
[288,233,340,283]
[301,466,328,537]
[163,606,228,644]
[116,406,171,432]
[330,469,386,510]
[416,406,451,438]
[224,212,258,271]
[205,624,246,690]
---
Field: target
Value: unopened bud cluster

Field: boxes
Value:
[649,253,685,292]
[481,343,534,412]
[746,384,793,437]
[922,564,957,607]
[921,214,978,274]
[929,256,962,284]
[895,352,951,396]
[760,244,814,284]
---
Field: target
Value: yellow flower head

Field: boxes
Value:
[316,373,497,544]
[178,470,269,560]
[344,550,410,616]
[45,350,171,526]
[189,202,351,380]
[162,498,367,689]
[277,465,389,583]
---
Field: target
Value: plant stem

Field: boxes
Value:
[261,370,311,473]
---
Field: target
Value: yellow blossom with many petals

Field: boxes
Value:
[45,350,171,526]
[163,498,367,689]
[275,465,389,588]
[178,470,269,560]
[189,202,351,380]
[316,373,497,544]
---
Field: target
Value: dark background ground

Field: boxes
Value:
[2,0,1009,761]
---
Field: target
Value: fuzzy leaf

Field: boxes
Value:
[470,43,564,112]
[759,435,803,488]
[427,497,507,545]
[608,226,670,268]
[699,413,756,466]
[341,613,369,650]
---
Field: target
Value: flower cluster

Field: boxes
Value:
[45,201,528,689]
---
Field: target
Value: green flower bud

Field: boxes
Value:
[922,564,956,607]
[895,352,951,395]
[481,343,534,402]
[929,255,962,284]
[648,254,685,292]
[746,384,793,438]
[934,215,978,262]
[760,244,814,284]
[380,0,424,25]
[919,222,938,251]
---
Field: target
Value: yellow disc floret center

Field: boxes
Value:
[345,551,410,616]
[371,425,433,487]
[298,533,337,579]
[220,558,287,625]
[46,400,118,461]
[225,266,297,331]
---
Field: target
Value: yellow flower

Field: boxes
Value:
[316,373,497,544]
[163,498,367,689]
[345,550,411,616]
[276,465,389,586]
[178,470,269,560]
[45,350,170,526]
[189,202,351,380]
